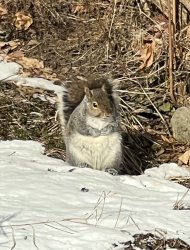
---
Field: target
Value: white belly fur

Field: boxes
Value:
[67,132,122,170]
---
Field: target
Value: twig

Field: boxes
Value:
[168,0,176,103]
[130,79,171,136]
[108,0,117,38]
[55,222,77,233]
[172,0,177,34]
[173,189,190,210]
[126,215,140,230]
[97,192,106,224]
[44,223,74,234]
[131,115,145,130]
[118,90,154,95]
[0,74,17,82]
[0,218,86,228]
[87,191,108,223]
[31,225,40,250]
[10,227,16,250]
[114,197,123,228]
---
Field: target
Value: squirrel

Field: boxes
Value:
[57,77,122,174]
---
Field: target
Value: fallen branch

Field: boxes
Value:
[168,0,176,103]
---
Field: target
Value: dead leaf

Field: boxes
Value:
[0,40,21,57]
[0,5,7,17]
[178,150,190,165]
[8,50,24,60]
[139,40,156,69]
[18,57,44,70]
[14,11,33,30]
[6,50,44,70]
[71,4,86,14]
[0,40,20,50]
[27,39,39,46]
[161,135,174,143]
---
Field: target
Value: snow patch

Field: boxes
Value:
[0,61,65,94]
[0,140,190,250]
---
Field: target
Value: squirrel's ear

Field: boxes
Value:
[101,82,112,94]
[84,87,92,99]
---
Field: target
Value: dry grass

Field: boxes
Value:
[0,81,65,160]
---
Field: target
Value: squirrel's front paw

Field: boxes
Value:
[105,168,118,176]
[79,163,92,169]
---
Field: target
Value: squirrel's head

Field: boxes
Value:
[84,85,114,119]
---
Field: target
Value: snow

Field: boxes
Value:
[23,77,64,93]
[0,140,190,250]
[0,61,22,81]
[0,61,64,94]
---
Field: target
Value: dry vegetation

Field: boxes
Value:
[0,0,190,175]
[113,233,190,249]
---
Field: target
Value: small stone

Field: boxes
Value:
[171,106,190,142]
[81,187,89,192]
[68,168,75,172]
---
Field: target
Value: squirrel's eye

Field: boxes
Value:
[92,102,98,108]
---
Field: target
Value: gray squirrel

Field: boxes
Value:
[58,77,122,174]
